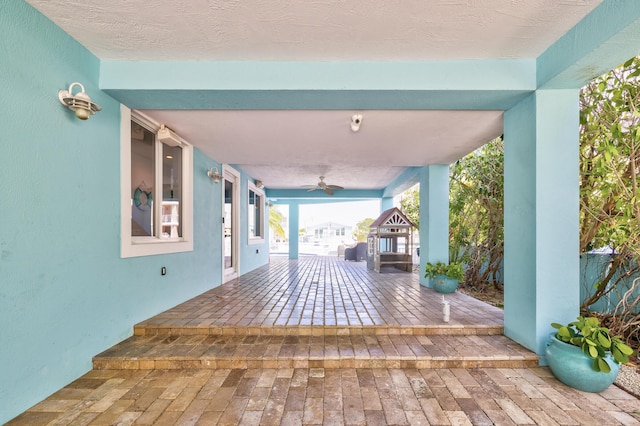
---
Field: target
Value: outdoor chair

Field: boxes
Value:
[344,242,367,261]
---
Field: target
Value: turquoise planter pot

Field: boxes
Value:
[432,274,458,294]
[545,333,620,393]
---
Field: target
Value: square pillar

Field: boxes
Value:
[381,197,394,212]
[288,203,299,259]
[419,165,450,287]
[504,89,580,357]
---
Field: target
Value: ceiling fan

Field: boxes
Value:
[303,176,344,196]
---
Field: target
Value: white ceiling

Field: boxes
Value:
[27,0,601,192]
[26,0,599,61]
[141,109,504,189]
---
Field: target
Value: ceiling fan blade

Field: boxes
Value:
[307,187,318,192]
[323,188,334,195]
[327,185,344,190]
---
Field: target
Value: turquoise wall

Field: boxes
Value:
[289,203,300,259]
[235,167,270,273]
[0,3,261,422]
[4,0,640,421]
[504,90,580,356]
[419,165,450,287]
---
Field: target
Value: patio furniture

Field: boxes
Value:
[344,242,367,261]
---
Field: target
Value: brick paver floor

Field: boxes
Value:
[134,256,504,335]
[9,367,640,425]
[7,256,640,425]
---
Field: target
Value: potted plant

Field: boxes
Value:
[546,316,634,392]
[424,261,464,294]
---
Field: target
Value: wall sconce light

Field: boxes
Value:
[350,113,363,132]
[207,167,221,183]
[58,82,101,120]
[255,180,264,189]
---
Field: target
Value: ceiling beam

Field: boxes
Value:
[101,60,535,110]
[537,0,640,89]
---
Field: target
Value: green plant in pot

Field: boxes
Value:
[546,316,635,392]
[424,261,464,294]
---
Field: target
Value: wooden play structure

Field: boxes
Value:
[366,207,415,273]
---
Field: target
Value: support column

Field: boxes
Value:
[288,202,300,260]
[504,89,580,357]
[419,165,450,287]
[380,197,394,212]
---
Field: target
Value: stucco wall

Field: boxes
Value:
[0,2,265,422]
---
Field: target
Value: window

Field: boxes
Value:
[248,181,265,243]
[120,106,193,257]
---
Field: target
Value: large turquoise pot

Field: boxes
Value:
[432,274,458,294]
[545,332,620,393]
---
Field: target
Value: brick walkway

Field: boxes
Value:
[133,256,504,334]
[7,256,640,425]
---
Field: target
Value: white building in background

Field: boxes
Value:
[301,222,354,254]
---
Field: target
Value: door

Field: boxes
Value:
[223,166,240,282]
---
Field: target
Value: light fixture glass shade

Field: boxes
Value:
[58,82,101,120]
[207,168,221,183]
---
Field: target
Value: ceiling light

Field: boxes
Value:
[58,82,101,120]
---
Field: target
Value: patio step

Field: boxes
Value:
[93,333,538,371]
[133,324,504,337]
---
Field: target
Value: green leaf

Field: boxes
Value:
[612,346,629,364]
[596,332,611,348]
[557,327,572,340]
[593,358,601,372]
[617,342,634,355]
[597,358,611,373]
[588,345,598,358]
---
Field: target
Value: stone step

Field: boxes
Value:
[93,333,538,371]
[133,324,504,337]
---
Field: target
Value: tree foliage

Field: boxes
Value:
[269,205,286,240]
[579,56,640,339]
[580,56,640,258]
[399,188,420,230]
[449,138,504,290]
[399,139,504,290]
[352,217,374,242]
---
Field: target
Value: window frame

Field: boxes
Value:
[247,181,265,245]
[120,105,194,258]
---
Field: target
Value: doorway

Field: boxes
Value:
[222,166,240,282]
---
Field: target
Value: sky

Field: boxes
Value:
[300,200,381,229]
